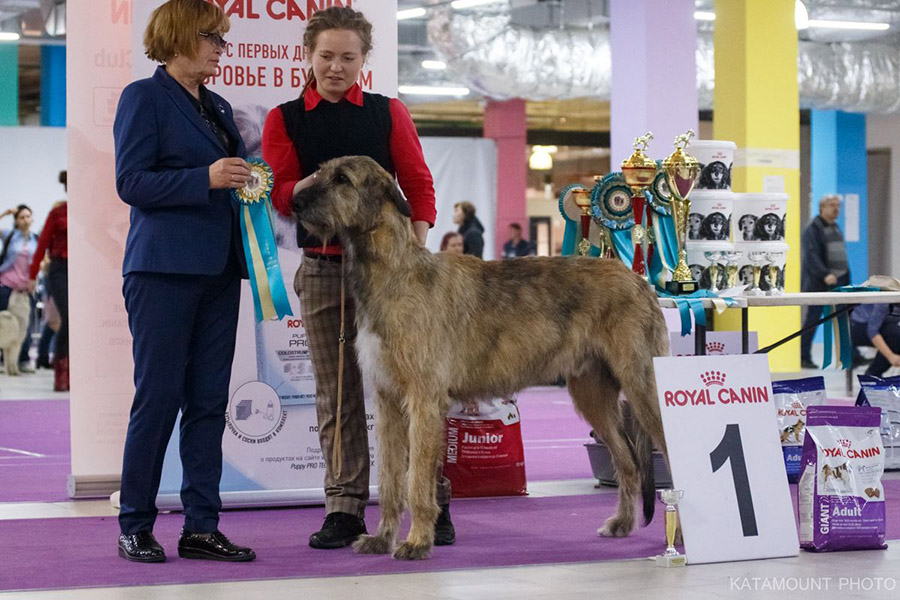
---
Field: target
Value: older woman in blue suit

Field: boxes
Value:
[113,0,255,563]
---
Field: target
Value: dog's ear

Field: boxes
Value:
[387,182,412,218]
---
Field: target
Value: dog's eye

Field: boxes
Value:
[334,173,351,185]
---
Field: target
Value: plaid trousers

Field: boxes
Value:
[296,254,450,518]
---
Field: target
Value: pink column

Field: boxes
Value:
[484,99,527,259]
[609,0,698,164]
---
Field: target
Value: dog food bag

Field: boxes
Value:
[773,376,826,482]
[443,398,527,498]
[799,405,886,552]
[856,375,900,469]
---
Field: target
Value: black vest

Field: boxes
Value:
[279,92,395,248]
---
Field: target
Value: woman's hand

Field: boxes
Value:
[209,158,252,190]
[889,353,900,368]
[26,279,37,294]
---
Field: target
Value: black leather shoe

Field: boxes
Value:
[801,359,819,370]
[434,504,456,546]
[177,530,256,562]
[308,512,366,549]
[118,531,166,563]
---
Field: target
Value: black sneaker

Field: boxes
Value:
[308,512,366,549]
[801,359,819,370]
[434,504,455,546]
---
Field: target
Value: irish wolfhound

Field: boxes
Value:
[293,156,670,560]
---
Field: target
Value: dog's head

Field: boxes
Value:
[291,156,412,242]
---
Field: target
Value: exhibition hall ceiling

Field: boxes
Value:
[3,1,900,127]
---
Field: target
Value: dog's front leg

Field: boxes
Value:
[393,394,443,560]
[354,391,408,555]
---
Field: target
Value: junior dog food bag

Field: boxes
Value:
[443,398,527,498]
[773,376,826,482]
[856,374,900,469]
[799,405,886,552]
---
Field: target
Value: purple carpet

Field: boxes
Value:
[0,400,71,503]
[0,391,591,504]
[1,492,663,591]
[4,481,900,592]
[517,387,595,482]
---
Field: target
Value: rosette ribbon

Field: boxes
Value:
[232,158,293,322]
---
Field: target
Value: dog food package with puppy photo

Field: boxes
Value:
[798,405,887,552]
[773,376,826,482]
[856,375,900,469]
[443,398,526,498]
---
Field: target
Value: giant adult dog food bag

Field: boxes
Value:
[856,375,900,469]
[799,405,886,552]
[443,398,527,498]
[773,376,826,482]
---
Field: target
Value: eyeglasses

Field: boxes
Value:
[199,32,227,49]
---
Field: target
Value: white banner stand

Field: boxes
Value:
[653,354,799,564]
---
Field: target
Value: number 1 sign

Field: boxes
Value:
[653,354,799,564]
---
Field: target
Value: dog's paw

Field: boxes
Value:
[392,540,431,560]
[353,534,392,555]
[597,516,633,538]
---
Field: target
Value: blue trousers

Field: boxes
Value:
[118,265,240,534]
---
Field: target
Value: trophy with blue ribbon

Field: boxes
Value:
[233,158,293,322]
[661,131,701,295]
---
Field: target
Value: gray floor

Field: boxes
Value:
[1,368,898,599]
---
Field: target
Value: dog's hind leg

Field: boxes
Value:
[393,390,445,560]
[568,361,639,538]
[354,390,408,555]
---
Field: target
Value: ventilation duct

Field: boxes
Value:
[428,4,900,113]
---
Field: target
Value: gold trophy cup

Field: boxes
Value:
[621,132,658,277]
[656,489,687,567]
[572,189,593,256]
[661,131,701,295]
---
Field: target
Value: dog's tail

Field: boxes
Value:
[623,403,656,526]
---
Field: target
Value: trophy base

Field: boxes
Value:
[656,554,687,568]
[665,280,699,295]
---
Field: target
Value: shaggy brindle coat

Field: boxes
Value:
[293,156,670,560]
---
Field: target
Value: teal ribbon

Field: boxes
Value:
[656,289,738,337]
[821,305,852,370]
[558,184,585,256]
[232,158,293,322]
[819,285,879,369]
[610,228,634,268]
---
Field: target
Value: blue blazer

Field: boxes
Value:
[114,66,248,277]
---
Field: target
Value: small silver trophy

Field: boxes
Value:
[656,489,687,567]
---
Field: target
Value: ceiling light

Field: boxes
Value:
[693,11,715,22]
[451,0,503,9]
[795,0,809,30]
[397,7,426,20]
[0,32,20,41]
[807,19,889,31]
[421,60,447,70]
[529,148,553,171]
[398,85,470,96]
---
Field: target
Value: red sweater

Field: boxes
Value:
[30,202,67,279]
[262,83,436,254]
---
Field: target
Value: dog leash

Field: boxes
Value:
[333,256,347,479]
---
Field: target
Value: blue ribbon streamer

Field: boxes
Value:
[239,201,294,322]
[610,228,634,268]
[656,289,738,337]
[821,286,880,369]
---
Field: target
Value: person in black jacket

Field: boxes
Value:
[800,194,851,369]
[452,201,485,258]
